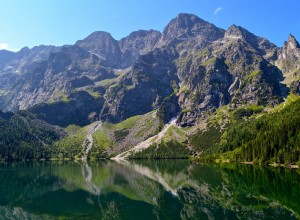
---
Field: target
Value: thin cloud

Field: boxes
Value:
[0,43,19,51]
[0,43,9,50]
[214,7,223,15]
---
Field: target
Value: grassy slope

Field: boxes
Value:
[54,125,89,159]
[92,111,161,158]
[129,123,190,159]
[54,111,161,159]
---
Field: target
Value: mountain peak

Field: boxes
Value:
[164,13,206,33]
[75,30,121,67]
[286,34,300,49]
[225,24,266,46]
[225,24,250,39]
[175,13,204,22]
[78,31,115,43]
[160,13,224,45]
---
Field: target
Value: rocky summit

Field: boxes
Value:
[0,13,299,163]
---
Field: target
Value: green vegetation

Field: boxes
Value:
[245,70,262,82]
[270,93,300,113]
[165,125,187,143]
[222,100,300,164]
[156,93,180,123]
[207,106,234,126]
[196,99,300,165]
[99,77,121,87]
[54,125,89,159]
[233,105,264,120]
[191,126,222,152]
[64,124,82,135]
[201,57,216,67]
[84,87,101,98]
[179,85,189,94]
[49,91,69,103]
[92,129,114,149]
[130,122,188,159]
[129,140,190,159]
[0,111,62,161]
[195,48,211,59]
[54,112,161,160]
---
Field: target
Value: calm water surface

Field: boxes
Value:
[0,160,299,219]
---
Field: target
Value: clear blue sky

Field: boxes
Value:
[0,0,299,51]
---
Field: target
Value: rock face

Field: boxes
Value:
[0,13,299,127]
[76,30,162,69]
[277,35,300,91]
[100,48,178,123]
[177,57,234,126]
[0,45,111,112]
[119,30,161,68]
[158,13,225,46]
[29,90,104,127]
[277,34,300,71]
[76,31,121,68]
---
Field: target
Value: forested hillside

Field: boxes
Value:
[0,111,64,160]
[194,98,300,165]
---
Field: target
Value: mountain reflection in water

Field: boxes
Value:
[0,160,299,219]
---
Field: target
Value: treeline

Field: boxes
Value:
[0,110,64,161]
[213,100,300,164]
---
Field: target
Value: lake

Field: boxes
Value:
[0,160,299,219]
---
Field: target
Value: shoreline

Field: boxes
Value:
[1,157,299,169]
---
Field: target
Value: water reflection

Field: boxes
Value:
[0,160,299,219]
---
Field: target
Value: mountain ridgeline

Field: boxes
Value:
[0,13,299,164]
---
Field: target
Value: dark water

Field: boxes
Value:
[0,160,299,220]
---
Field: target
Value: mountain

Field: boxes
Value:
[102,15,285,125]
[0,13,299,164]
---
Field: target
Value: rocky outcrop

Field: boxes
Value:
[119,30,161,68]
[177,57,234,126]
[100,48,179,123]
[76,29,162,69]
[29,91,104,127]
[0,45,60,73]
[0,45,112,111]
[76,31,121,68]
[277,34,300,70]
[158,13,225,47]
[277,35,300,89]
[224,25,277,59]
